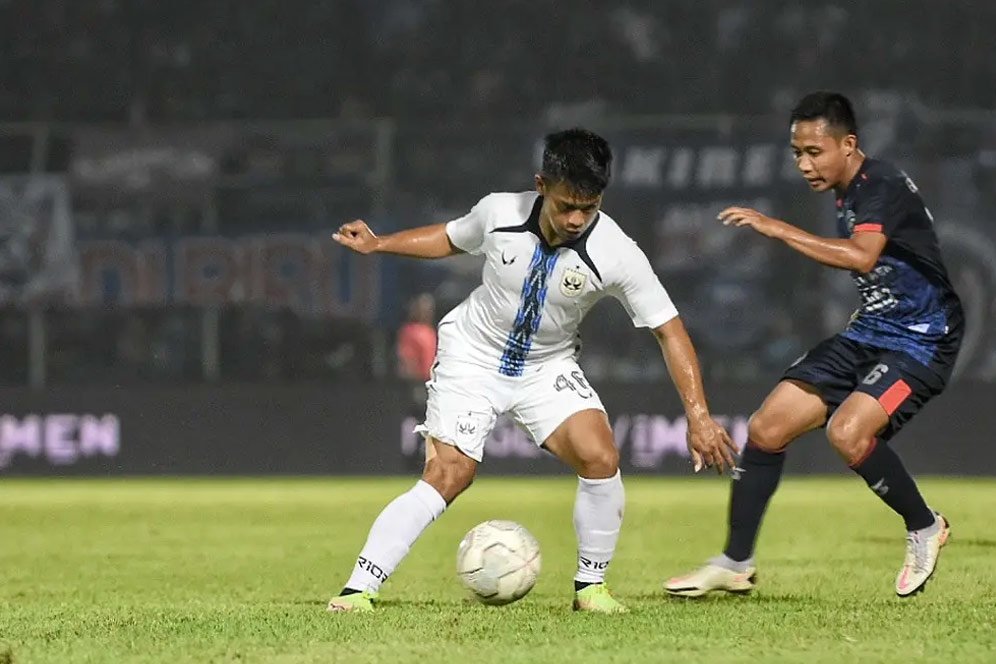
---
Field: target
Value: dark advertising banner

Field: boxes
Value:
[1,383,993,477]
[402,381,994,477]
[0,385,405,476]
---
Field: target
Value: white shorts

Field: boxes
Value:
[416,357,606,462]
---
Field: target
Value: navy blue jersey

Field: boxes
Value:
[835,158,963,367]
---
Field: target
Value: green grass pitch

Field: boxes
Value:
[1,476,995,663]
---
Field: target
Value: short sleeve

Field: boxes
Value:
[445,195,493,255]
[609,241,679,329]
[852,176,898,236]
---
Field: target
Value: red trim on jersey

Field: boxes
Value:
[853,223,884,233]
[878,380,913,416]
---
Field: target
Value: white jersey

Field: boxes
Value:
[440,191,678,376]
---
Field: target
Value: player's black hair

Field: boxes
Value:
[790,91,859,136]
[540,128,612,197]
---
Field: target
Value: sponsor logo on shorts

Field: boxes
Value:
[456,412,479,439]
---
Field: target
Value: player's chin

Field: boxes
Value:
[805,178,831,192]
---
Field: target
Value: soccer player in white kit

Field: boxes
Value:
[328,129,737,613]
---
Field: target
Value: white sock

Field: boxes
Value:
[344,480,447,593]
[711,553,754,573]
[913,513,940,536]
[574,470,624,585]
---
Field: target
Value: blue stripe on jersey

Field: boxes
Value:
[498,245,559,377]
[842,310,948,366]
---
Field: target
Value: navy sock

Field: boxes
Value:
[339,587,362,596]
[723,444,786,562]
[574,580,600,592]
[850,439,934,531]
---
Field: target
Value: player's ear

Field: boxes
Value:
[534,174,546,195]
[842,134,858,157]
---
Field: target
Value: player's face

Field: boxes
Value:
[790,119,856,192]
[535,177,602,243]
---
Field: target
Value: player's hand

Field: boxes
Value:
[717,207,783,239]
[686,415,739,475]
[333,220,380,255]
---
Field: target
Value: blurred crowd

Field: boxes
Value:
[1,0,993,124]
[1,1,994,386]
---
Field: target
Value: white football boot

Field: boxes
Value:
[895,512,951,597]
[665,559,757,598]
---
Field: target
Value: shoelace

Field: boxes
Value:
[905,531,929,573]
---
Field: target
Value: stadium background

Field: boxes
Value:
[1,0,995,477]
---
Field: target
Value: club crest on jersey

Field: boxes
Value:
[560,267,586,297]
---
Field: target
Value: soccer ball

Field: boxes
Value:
[456,520,541,605]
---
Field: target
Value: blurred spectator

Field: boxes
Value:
[396,293,436,382]
[395,292,437,469]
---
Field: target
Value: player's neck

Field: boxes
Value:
[538,214,563,247]
[834,151,867,195]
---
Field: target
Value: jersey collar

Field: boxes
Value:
[844,157,875,198]
[492,195,603,282]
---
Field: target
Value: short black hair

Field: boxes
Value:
[541,128,612,197]
[790,91,858,136]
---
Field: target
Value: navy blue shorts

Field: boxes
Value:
[781,334,957,441]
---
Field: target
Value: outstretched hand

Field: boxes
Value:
[333,220,380,255]
[717,207,782,239]
[686,416,740,475]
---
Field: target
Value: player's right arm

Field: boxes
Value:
[333,195,494,259]
[718,175,901,273]
[333,221,462,258]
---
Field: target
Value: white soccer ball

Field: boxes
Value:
[456,520,541,605]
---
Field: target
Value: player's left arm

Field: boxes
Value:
[609,243,738,472]
[717,207,886,273]
[652,317,738,473]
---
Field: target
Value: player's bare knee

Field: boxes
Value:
[747,412,790,452]
[422,464,474,503]
[577,444,619,479]
[825,415,871,463]
[422,452,476,503]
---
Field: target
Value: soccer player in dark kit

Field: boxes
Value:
[666,91,963,598]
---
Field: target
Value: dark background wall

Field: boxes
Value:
[1,1,994,475]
